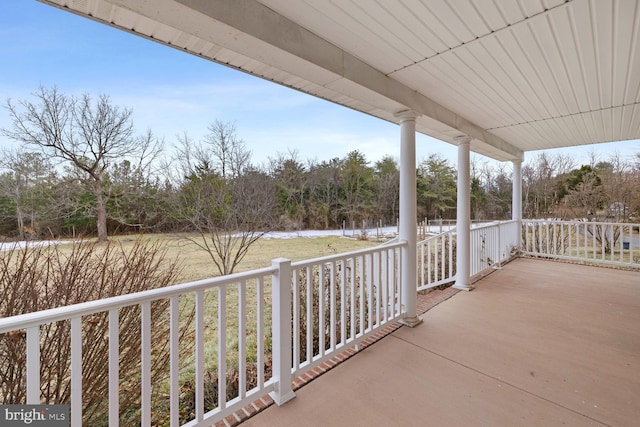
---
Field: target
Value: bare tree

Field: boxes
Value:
[204,120,251,180]
[522,153,575,218]
[173,123,278,275]
[2,86,150,242]
[106,129,165,231]
[596,152,635,221]
[177,167,279,275]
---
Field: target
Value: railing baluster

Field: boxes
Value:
[439,235,444,280]
[256,277,264,389]
[26,326,40,404]
[169,296,179,427]
[350,257,356,342]
[545,222,549,255]
[382,251,389,322]
[366,254,373,332]
[238,281,247,400]
[141,302,152,426]
[319,263,325,358]
[340,257,346,344]
[442,234,455,279]
[396,247,403,316]
[330,261,336,350]
[375,252,381,327]
[387,250,393,318]
[601,225,606,261]
[195,290,205,421]
[70,317,82,426]
[306,266,313,364]
[292,269,300,371]
[387,250,394,319]
[576,222,580,257]
[537,222,542,254]
[425,239,431,287]
[108,309,119,427]
[419,242,424,288]
[218,285,227,410]
[431,238,437,284]
[358,255,365,337]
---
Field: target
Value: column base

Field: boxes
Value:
[269,389,296,406]
[399,315,423,328]
[452,283,474,292]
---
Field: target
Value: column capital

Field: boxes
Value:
[454,134,471,145]
[394,110,418,122]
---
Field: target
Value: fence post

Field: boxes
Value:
[270,258,295,405]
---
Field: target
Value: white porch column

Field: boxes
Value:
[453,135,472,291]
[512,159,523,249]
[512,160,523,221]
[395,110,422,327]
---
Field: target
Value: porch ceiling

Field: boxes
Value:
[41,0,640,161]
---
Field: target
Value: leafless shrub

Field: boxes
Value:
[0,239,193,425]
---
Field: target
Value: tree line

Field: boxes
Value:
[1,87,639,244]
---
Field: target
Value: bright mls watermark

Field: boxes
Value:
[0,405,69,426]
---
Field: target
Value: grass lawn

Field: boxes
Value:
[108,233,380,283]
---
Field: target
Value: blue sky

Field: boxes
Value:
[1,1,638,170]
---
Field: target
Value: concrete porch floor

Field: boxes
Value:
[244,258,640,426]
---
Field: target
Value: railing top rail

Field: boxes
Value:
[0,265,276,333]
[417,228,454,246]
[292,240,407,269]
[471,219,518,230]
[417,219,520,246]
[524,219,638,226]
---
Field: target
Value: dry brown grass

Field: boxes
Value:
[105,233,379,283]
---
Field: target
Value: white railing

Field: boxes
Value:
[0,267,278,427]
[289,242,405,377]
[417,220,520,291]
[417,229,455,291]
[0,241,407,426]
[523,220,640,268]
[470,220,520,276]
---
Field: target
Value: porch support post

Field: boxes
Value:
[270,258,295,405]
[512,159,523,248]
[453,135,472,291]
[512,160,522,221]
[396,110,422,327]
